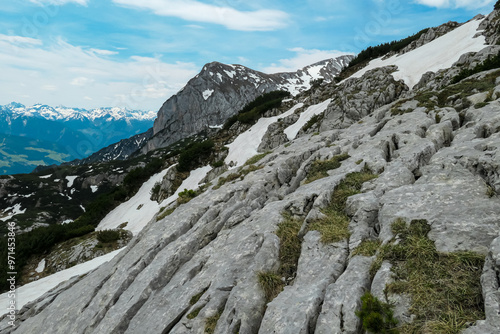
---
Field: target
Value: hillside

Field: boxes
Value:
[3,9,500,334]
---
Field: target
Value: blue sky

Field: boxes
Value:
[0,0,495,111]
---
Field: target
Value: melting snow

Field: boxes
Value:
[224,70,236,79]
[349,18,486,89]
[96,165,211,235]
[66,176,78,187]
[225,103,304,167]
[160,165,213,207]
[35,259,46,273]
[0,248,124,316]
[0,203,26,222]
[306,65,324,79]
[284,99,332,140]
[202,89,214,100]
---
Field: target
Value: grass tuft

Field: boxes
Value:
[371,219,485,333]
[308,169,377,243]
[305,153,350,184]
[257,271,284,303]
[205,310,222,334]
[244,152,271,166]
[352,239,381,257]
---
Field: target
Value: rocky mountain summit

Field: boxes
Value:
[4,9,500,334]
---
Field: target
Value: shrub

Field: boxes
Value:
[177,188,197,204]
[223,91,290,129]
[451,50,500,84]
[178,140,214,172]
[96,229,120,244]
[150,181,161,200]
[356,292,398,334]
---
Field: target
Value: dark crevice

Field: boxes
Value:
[161,304,193,334]
[370,119,389,137]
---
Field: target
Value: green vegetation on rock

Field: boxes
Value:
[356,292,399,334]
[371,219,485,333]
[309,169,377,243]
[305,153,350,183]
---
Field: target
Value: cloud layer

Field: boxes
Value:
[414,0,494,9]
[0,36,198,110]
[113,0,289,31]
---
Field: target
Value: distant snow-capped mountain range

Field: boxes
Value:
[1,103,157,123]
[0,103,156,175]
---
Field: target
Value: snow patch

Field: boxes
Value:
[90,185,98,193]
[160,165,213,207]
[66,176,78,187]
[349,18,486,89]
[224,70,236,79]
[35,259,45,273]
[284,99,332,140]
[39,174,52,179]
[225,103,304,167]
[62,219,73,224]
[202,89,214,100]
[0,203,26,222]
[0,248,124,316]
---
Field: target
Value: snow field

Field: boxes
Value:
[284,99,332,140]
[349,18,486,89]
[96,165,212,234]
[225,103,304,167]
[0,248,124,316]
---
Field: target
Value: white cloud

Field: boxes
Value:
[414,0,494,9]
[90,48,119,56]
[70,77,95,86]
[30,0,89,5]
[0,34,42,45]
[113,0,289,31]
[0,38,199,110]
[262,48,353,74]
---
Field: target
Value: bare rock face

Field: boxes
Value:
[143,56,353,153]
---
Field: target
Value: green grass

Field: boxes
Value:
[205,310,223,334]
[244,151,271,166]
[213,165,263,189]
[258,214,302,303]
[190,287,209,305]
[371,219,485,333]
[308,169,377,243]
[356,292,399,334]
[187,306,203,320]
[305,153,350,184]
[352,239,381,257]
[156,207,176,221]
[257,271,284,303]
[276,215,303,278]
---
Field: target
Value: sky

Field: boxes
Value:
[0,0,496,111]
